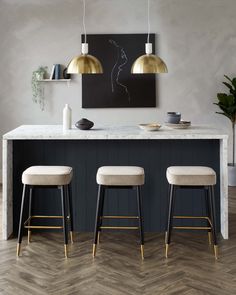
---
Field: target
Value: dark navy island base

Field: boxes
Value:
[12,139,220,235]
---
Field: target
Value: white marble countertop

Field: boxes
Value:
[3,124,228,140]
[2,124,229,240]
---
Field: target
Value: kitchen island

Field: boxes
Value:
[2,125,228,240]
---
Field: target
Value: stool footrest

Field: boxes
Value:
[174,215,210,220]
[173,215,212,227]
[100,226,139,230]
[24,215,66,230]
[27,215,64,219]
[101,215,139,219]
[173,226,212,230]
[24,225,63,229]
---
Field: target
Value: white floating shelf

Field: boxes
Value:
[38,79,71,82]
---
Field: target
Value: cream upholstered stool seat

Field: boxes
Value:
[22,166,73,186]
[166,166,216,186]
[165,166,218,259]
[93,166,145,259]
[96,166,145,186]
[17,166,74,258]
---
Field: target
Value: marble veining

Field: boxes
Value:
[3,124,228,140]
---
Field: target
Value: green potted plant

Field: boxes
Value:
[31,66,47,110]
[215,75,236,186]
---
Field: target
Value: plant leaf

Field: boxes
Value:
[216,112,232,120]
[232,78,236,90]
[214,75,236,122]
[217,93,228,103]
[223,82,233,91]
[216,93,235,107]
[224,75,232,83]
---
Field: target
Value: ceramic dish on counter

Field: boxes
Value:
[139,123,162,131]
[165,120,191,129]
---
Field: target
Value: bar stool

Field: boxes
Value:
[93,166,145,259]
[17,166,73,258]
[165,166,218,259]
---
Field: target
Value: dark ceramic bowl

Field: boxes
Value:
[166,112,181,124]
[75,118,94,130]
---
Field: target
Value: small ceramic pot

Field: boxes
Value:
[75,118,94,130]
[166,112,181,124]
[63,68,71,79]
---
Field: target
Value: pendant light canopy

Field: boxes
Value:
[67,0,103,74]
[131,0,168,74]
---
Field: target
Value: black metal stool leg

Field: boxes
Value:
[165,184,175,258]
[204,187,212,245]
[93,185,104,257]
[66,184,74,244]
[209,185,218,259]
[97,187,105,244]
[137,186,144,259]
[28,187,33,244]
[61,185,69,258]
[17,184,27,256]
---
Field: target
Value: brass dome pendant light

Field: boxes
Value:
[67,0,103,74]
[131,0,168,74]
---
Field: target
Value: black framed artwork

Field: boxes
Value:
[82,34,156,108]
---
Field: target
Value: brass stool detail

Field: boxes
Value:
[16,166,74,258]
[93,166,145,259]
[165,166,218,259]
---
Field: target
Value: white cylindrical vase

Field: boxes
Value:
[63,104,72,130]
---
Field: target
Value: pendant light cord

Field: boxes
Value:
[147,0,150,43]
[83,0,87,43]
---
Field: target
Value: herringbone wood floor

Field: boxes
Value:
[0,187,236,294]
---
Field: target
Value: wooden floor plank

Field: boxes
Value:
[0,187,236,294]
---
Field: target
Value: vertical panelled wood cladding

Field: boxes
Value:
[13,140,220,235]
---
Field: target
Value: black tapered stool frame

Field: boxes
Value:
[17,184,74,258]
[93,185,144,259]
[165,184,218,259]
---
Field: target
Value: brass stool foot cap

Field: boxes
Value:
[214,245,218,260]
[97,232,100,245]
[93,244,97,257]
[70,231,74,244]
[16,243,21,257]
[64,245,68,258]
[28,231,31,244]
[165,232,168,244]
[208,232,212,245]
[141,245,144,260]
[165,244,169,258]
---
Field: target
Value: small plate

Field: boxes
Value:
[139,123,162,131]
[165,120,191,129]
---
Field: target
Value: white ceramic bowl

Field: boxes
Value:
[139,123,162,131]
[165,120,191,129]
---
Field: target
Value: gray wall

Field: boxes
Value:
[0,0,235,174]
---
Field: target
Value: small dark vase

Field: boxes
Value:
[63,68,71,79]
[75,118,94,130]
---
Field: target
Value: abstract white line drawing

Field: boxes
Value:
[109,39,131,103]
